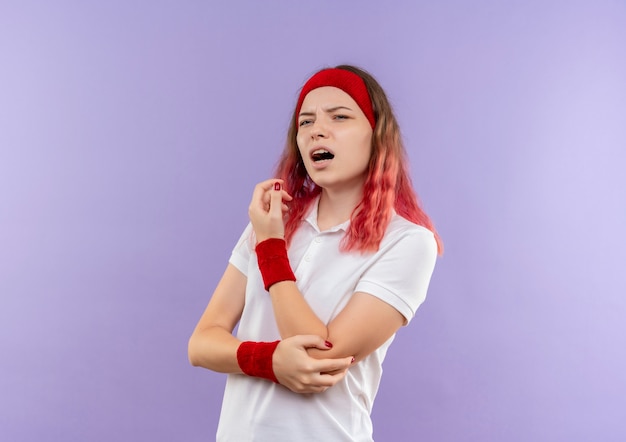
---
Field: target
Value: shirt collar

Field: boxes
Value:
[303,196,350,233]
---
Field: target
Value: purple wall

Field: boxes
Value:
[2,1,625,440]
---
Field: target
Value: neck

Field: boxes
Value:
[317,186,364,231]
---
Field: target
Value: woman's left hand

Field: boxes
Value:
[248,179,293,243]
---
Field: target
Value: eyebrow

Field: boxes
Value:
[298,106,354,118]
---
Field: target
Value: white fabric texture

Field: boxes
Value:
[216,200,437,442]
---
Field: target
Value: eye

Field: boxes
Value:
[333,114,349,121]
[299,119,312,127]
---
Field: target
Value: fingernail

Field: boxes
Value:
[274,182,281,191]
[324,341,333,348]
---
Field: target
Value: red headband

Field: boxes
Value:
[295,68,376,129]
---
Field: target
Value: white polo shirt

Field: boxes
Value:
[216,199,437,442]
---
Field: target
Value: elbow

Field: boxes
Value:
[188,354,199,367]
[187,335,201,367]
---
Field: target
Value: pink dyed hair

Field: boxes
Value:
[275,65,443,254]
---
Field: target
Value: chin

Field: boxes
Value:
[307,175,332,189]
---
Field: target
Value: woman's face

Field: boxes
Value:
[296,86,373,194]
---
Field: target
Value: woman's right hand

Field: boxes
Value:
[272,335,354,394]
[248,179,293,243]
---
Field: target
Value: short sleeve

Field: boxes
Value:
[228,223,254,276]
[355,227,437,325]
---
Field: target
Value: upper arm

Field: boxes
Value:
[192,224,253,335]
[191,263,247,335]
[321,292,405,362]
[309,229,437,362]
[188,263,247,371]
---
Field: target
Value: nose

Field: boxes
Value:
[310,120,328,139]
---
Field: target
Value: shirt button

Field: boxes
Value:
[314,237,321,243]
[304,255,311,262]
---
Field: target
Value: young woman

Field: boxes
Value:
[188,65,442,441]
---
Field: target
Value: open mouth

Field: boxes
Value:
[311,149,335,162]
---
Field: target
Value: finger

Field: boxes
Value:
[281,190,294,202]
[291,334,333,351]
[263,192,271,212]
[316,369,349,387]
[268,181,285,218]
[292,384,329,394]
[314,356,354,373]
[251,179,284,210]
[320,367,346,376]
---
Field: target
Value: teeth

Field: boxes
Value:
[313,149,330,155]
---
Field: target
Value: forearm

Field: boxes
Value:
[269,280,328,340]
[188,326,243,373]
[254,237,327,339]
[268,284,351,363]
